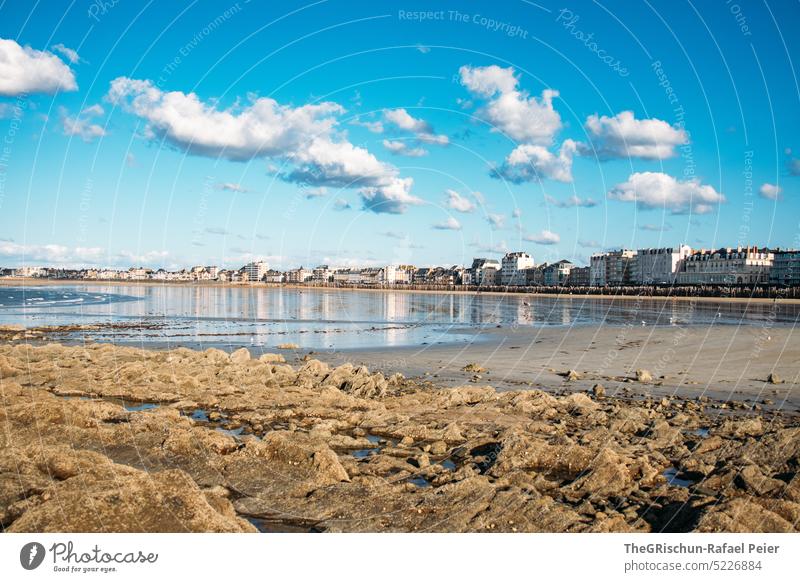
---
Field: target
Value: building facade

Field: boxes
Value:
[543,260,574,286]
[500,252,535,286]
[243,261,269,282]
[633,245,692,284]
[590,250,636,285]
[770,251,800,285]
[677,247,774,285]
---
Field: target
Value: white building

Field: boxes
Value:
[243,261,269,282]
[286,267,312,284]
[469,258,501,287]
[633,245,692,284]
[544,260,573,286]
[501,252,535,286]
[590,250,636,285]
[678,247,774,285]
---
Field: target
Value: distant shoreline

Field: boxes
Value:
[2,276,799,305]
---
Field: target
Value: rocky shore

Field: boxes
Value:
[1,342,799,533]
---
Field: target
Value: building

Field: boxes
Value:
[523,265,545,286]
[633,245,692,284]
[677,247,774,285]
[770,250,800,285]
[243,261,269,282]
[567,266,590,286]
[286,267,312,284]
[264,269,285,283]
[590,250,636,285]
[501,252,535,286]
[312,265,331,283]
[543,260,574,286]
[467,258,501,287]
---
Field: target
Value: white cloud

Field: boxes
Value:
[486,213,506,230]
[52,43,80,64]
[108,77,420,214]
[383,139,428,157]
[444,189,476,213]
[578,239,601,248]
[470,239,509,254]
[512,208,522,218]
[580,111,687,160]
[415,44,430,54]
[0,38,77,96]
[433,217,462,230]
[383,108,449,146]
[608,172,725,214]
[60,105,106,142]
[360,177,421,214]
[459,64,561,145]
[304,186,328,198]
[639,223,672,232]
[544,193,598,208]
[759,183,781,200]
[333,198,352,211]
[0,242,103,264]
[523,229,560,245]
[215,182,248,193]
[494,140,576,183]
[352,118,384,133]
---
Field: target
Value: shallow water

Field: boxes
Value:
[1,284,798,350]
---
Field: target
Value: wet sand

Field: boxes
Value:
[292,324,800,412]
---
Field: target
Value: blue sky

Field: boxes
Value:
[0,0,798,270]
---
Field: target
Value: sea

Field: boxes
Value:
[0,284,798,351]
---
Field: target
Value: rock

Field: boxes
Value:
[259,353,285,364]
[311,448,350,486]
[230,347,251,363]
[696,497,796,533]
[276,343,300,350]
[563,369,582,381]
[635,369,653,383]
[399,436,414,447]
[430,440,448,456]
[592,384,605,398]
[462,363,486,373]
[767,373,783,384]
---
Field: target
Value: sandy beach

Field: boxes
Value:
[316,324,800,412]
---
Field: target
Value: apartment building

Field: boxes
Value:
[677,247,774,285]
[243,261,269,282]
[590,250,636,285]
[501,252,535,286]
[633,245,692,284]
[543,260,574,286]
[770,250,800,285]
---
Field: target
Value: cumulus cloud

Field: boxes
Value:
[60,104,106,142]
[432,217,462,230]
[383,108,449,146]
[493,140,576,183]
[459,64,561,145]
[759,183,781,200]
[607,172,725,214]
[333,198,352,211]
[0,242,104,264]
[352,118,384,133]
[0,38,77,96]
[486,213,506,230]
[383,139,428,157]
[544,193,598,208]
[107,77,420,214]
[360,177,420,214]
[579,111,687,160]
[444,189,476,213]
[523,229,560,245]
[215,182,248,193]
[52,43,80,64]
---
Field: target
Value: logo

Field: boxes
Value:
[20,542,46,570]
